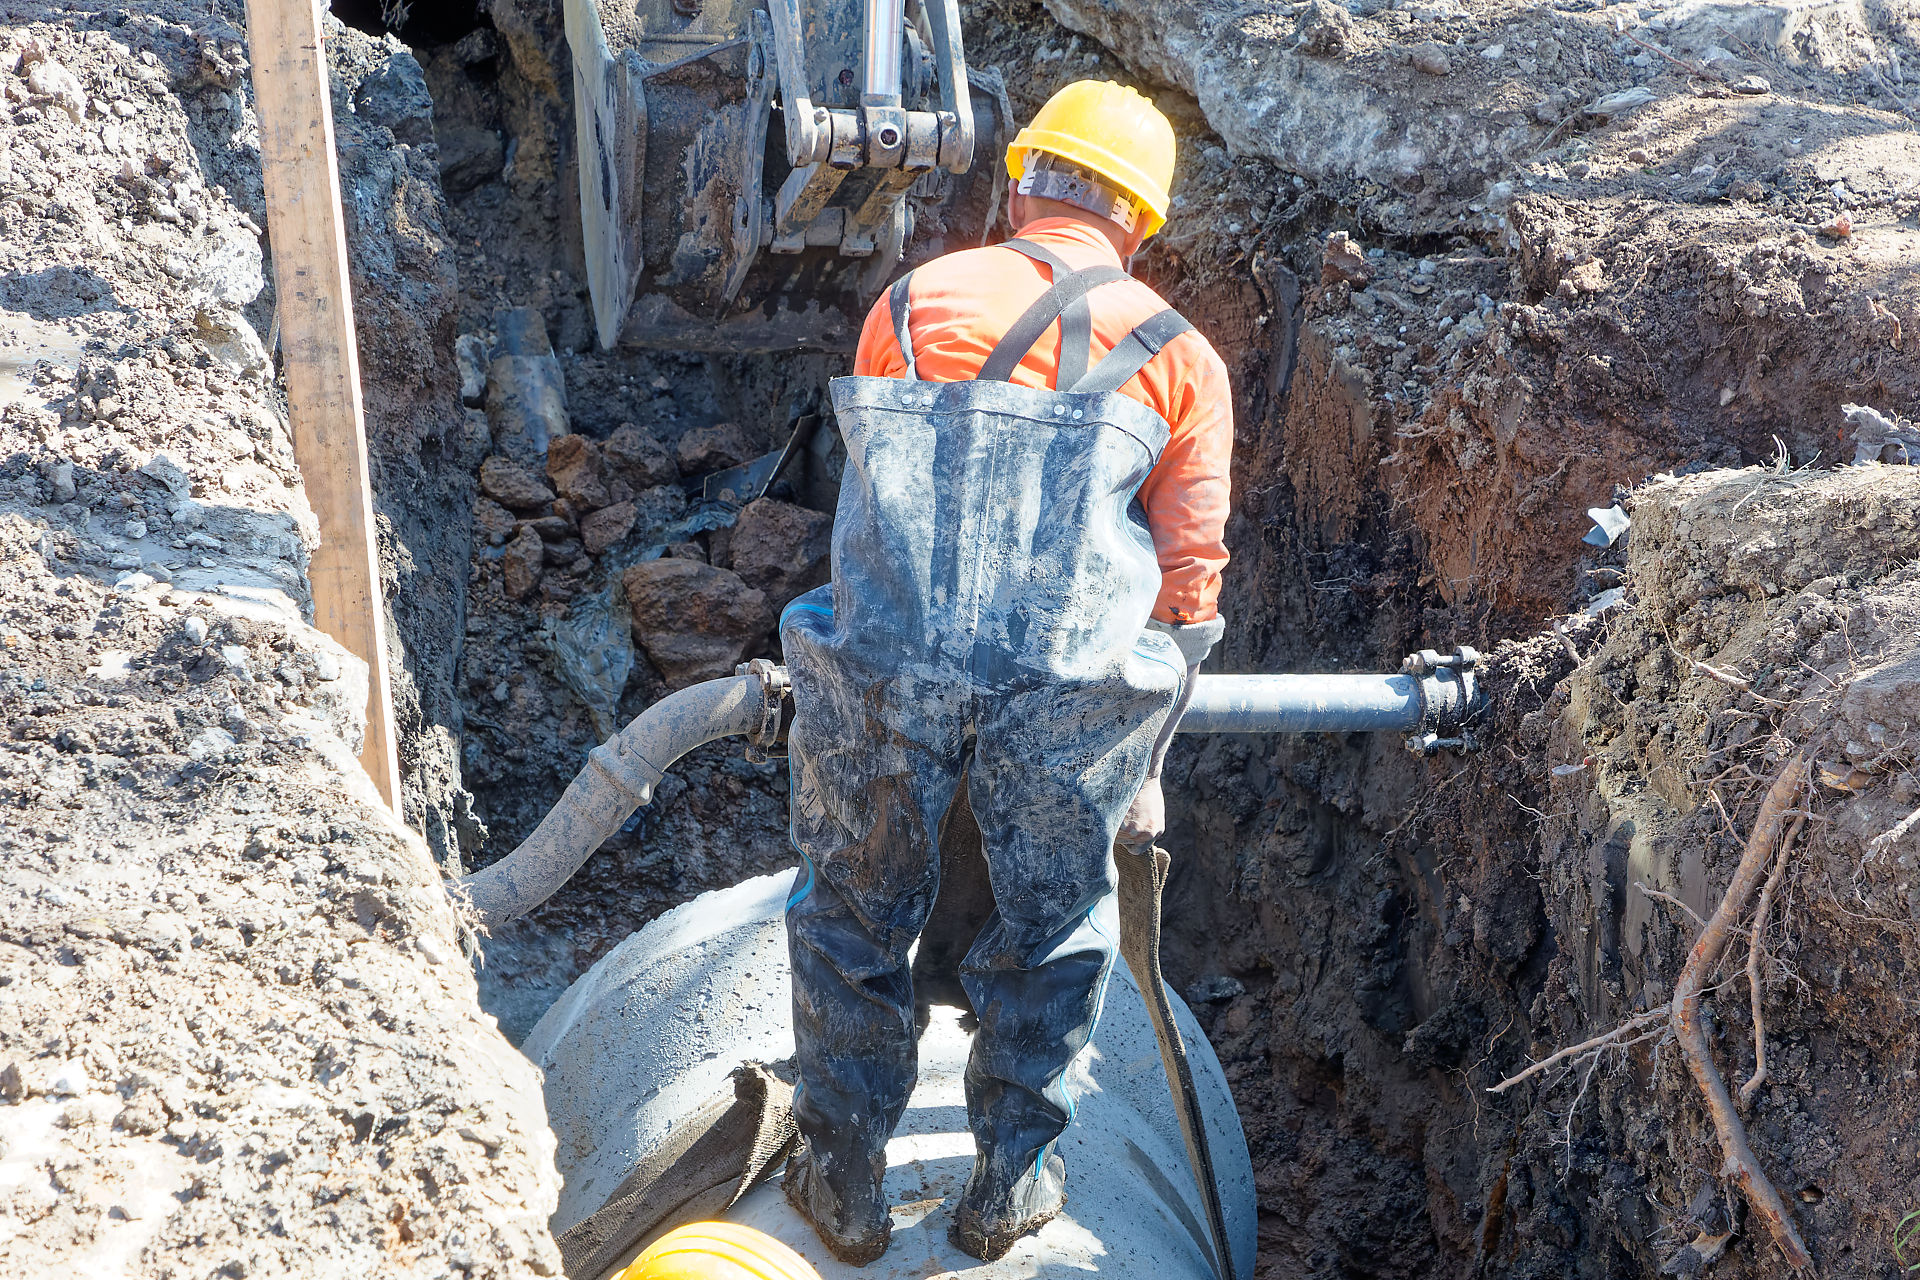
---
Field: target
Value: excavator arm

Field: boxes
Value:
[566,0,1008,352]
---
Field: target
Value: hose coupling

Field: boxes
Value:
[1403,645,1485,756]
[738,659,792,763]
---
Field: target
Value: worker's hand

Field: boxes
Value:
[1117,774,1165,852]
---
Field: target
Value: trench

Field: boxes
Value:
[332,3,1534,1275]
[327,1,1920,1277]
[6,0,1914,1273]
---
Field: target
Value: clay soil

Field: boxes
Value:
[4,0,1920,1275]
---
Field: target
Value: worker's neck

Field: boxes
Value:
[1011,197,1134,260]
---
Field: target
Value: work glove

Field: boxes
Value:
[1117,772,1166,852]
[1119,619,1220,855]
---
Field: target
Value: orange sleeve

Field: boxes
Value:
[1137,332,1233,625]
[854,291,908,378]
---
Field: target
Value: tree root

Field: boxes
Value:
[1671,754,1812,1270]
[1487,1008,1670,1095]
[1490,755,1815,1270]
[1868,801,1920,859]
[1740,813,1805,1108]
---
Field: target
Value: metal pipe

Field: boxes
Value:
[1176,673,1423,735]
[861,0,903,106]
[457,675,763,928]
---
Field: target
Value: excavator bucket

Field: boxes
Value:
[566,0,1009,353]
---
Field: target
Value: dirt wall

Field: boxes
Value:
[0,8,560,1274]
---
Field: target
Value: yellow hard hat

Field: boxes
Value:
[617,1221,822,1280]
[1006,80,1176,237]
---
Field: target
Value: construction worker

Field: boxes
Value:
[777,80,1232,1265]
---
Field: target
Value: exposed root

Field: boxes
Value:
[1634,880,1708,931]
[1741,813,1805,1107]
[1671,755,1813,1270]
[1487,1008,1671,1095]
[1868,802,1920,859]
[1491,757,1816,1269]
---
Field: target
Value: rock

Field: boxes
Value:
[454,29,501,65]
[1730,74,1770,95]
[545,434,610,511]
[141,453,193,498]
[729,498,833,605]
[521,515,573,542]
[501,525,544,601]
[1587,87,1658,121]
[117,1093,168,1136]
[439,125,505,196]
[1564,260,1607,294]
[622,559,770,685]
[542,538,584,565]
[479,456,554,511]
[1320,230,1370,286]
[352,48,435,147]
[474,496,517,545]
[25,58,85,121]
[455,334,488,406]
[47,459,76,503]
[580,500,638,555]
[675,422,753,476]
[1294,0,1353,57]
[1408,42,1451,76]
[664,541,707,562]
[181,616,209,645]
[604,423,677,490]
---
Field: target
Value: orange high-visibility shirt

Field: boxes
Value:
[853,217,1232,625]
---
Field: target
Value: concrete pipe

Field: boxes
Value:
[521,871,1259,1280]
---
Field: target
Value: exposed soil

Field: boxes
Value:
[4,0,1919,1275]
[0,6,559,1275]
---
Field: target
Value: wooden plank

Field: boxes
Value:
[243,0,403,812]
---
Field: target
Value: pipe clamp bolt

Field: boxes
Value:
[738,658,792,763]
[1403,645,1485,756]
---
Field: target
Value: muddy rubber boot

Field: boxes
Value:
[948,1149,1068,1262]
[782,1142,892,1266]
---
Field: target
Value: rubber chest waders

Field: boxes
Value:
[779,239,1235,1276]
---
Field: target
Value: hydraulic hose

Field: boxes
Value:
[458,675,764,929]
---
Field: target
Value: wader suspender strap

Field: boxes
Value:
[999,239,1096,390]
[1069,308,1195,394]
[976,260,1132,384]
[1115,842,1240,1280]
[887,273,918,381]
[886,241,1193,394]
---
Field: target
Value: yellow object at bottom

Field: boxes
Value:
[618,1221,822,1280]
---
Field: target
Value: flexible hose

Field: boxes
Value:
[457,675,763,928]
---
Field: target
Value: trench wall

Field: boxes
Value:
[0,8,560,1275]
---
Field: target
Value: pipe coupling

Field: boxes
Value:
[737,658,791,763]
[1403,646,1485,756]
